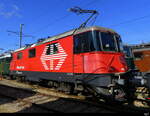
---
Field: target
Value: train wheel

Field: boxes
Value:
[16,76,25,82]
[58,82,74,94]
[59,82,66,92]
[21,76,26,82]
[113,87,126,102]
[87,86,126,103]
[66,83,75,94]
[5,75,11,80]
[47,81,75,94]
[47,81,53,88]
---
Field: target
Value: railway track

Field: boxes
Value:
[0,79,150,113]
[0,84,63,113]
[0,83,113,113]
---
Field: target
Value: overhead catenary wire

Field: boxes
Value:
[29,0,150,42]
[7,24,36,48]
[109,14,150,27]
[82,0,99,8]
[108,14,150,44]
[31,0,100,35]
[32,14,70,34]
[27,0,63,27]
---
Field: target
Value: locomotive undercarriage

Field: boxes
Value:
[8,71,130,102]
[2,70,149,103]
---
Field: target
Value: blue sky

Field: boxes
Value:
[0,0,150,52]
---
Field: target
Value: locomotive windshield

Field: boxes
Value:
[100,32,117,52]
[74,30,123,54]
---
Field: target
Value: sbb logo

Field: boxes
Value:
[40,43,68,70]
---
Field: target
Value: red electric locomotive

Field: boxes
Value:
[10,26,129,101]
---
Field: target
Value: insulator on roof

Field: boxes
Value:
[25,44,32,47]
[37,38,46,43]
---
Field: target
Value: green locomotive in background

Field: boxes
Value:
[0,53,12,78]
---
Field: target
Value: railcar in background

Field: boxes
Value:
[123,45,150,91]
[132,44,150,89]
[132,43,150,75]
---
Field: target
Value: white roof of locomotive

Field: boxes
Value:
[14,26,118,53]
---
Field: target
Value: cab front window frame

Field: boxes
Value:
[73,30,122,54]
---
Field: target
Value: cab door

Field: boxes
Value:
[73,31,99,74]
[73,34,84,73]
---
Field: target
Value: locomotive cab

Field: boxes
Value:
[74,28,128,73]
[73,27,129,101]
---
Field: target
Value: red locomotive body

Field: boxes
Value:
[10,26,128,101]
[10,35,73,73]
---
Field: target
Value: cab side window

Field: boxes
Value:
[29,48,36,58]
[17,52,23,60]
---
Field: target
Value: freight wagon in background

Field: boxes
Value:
[132,43,150,76]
